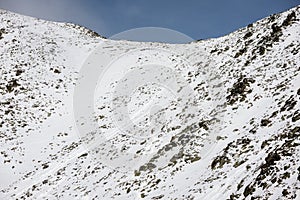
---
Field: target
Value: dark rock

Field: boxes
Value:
[211,155,230,170]
[243,184,255,197]
[265,152,280,165]
[271,23,281,34]
[282,11,296,27]
[280,96,297,112]
[244,32,253,39]
[199,121,209,130]
[6,80,20,93]
[260,119,271,127]
[226,76,255,105]
[292,113,300,122]
[282,189,289,196]
[16,69,24,76]
[42,163,49,169]
[78,152,88,158]
[259,46,265,55]
[53,69,61,73]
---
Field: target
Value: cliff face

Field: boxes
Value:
[0,6,299,200]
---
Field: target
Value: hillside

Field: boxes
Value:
[0,5,300,200]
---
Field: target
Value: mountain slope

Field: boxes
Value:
[0,6,300,200]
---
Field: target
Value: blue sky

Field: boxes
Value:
[0,0,299,41]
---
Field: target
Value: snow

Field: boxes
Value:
[0,5,300,200]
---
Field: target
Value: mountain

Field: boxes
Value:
[0,5,299,200]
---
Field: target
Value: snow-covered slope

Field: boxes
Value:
[0,5,300,200]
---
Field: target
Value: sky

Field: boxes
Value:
[0,0,299,42]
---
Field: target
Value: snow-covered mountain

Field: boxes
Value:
[0,5,299,200]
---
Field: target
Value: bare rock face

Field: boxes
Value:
[0,6,300,200]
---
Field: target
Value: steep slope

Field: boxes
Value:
[0,6,300,200]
